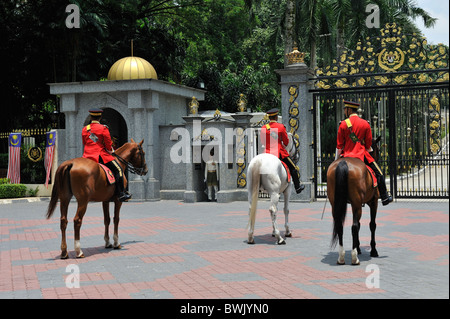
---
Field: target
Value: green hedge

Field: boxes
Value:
[0,183,28,199]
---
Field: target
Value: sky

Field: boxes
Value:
[415,0,449,46]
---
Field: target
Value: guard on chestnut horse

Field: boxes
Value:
[327,100,391,265]
[46,139,148,259]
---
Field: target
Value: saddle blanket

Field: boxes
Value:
[99,163,115,185]
[366,165,377,188]
[281,161,291,183]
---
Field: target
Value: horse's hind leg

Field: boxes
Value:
[283,187,292,237]
[103,201,113,248]
[73,200,88,258]
[112,200,123,249]
[351,203,362,265]
[270,193,285,245]
[369,200,379,257]
[59,198,70,259]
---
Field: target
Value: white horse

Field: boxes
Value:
[247,133,298,245]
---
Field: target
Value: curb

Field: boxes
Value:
[0,197,50,205]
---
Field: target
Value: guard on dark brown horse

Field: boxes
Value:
[335,101,392,205]
[327,100,391,265]
[46,138,148,259]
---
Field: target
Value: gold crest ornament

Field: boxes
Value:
[378,48,405,72]
[28,146,43,162]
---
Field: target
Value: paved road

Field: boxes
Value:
[0,198,448,302]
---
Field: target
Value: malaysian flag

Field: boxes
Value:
[7,133,22,184]
[44,131,56,188]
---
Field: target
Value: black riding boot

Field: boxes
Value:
[105,160,132,202]
[281,157,305,194]
[368,162,392,206]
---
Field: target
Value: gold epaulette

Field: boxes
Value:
[344,118,352,128]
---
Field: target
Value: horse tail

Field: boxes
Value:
[247,159,261,232]
[331,160,348,249]
[46,162,72,219]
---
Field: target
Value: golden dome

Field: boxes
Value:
[107,56,158,80]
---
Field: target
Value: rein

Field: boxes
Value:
[114,145,146,176]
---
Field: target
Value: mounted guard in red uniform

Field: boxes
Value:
[335,101,393,206]
[260,108,305,194]
[82,108,132,202]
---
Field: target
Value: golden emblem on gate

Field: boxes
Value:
[378,48,405,72]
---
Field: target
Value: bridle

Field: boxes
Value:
[114,144,146,176]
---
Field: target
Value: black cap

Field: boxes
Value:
[89,108,103,116]
[266,108,279,116]
[343,101,360,109]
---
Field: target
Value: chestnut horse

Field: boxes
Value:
[327,137,381,265]
[46,139,148,259]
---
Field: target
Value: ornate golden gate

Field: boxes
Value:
[311,23,449,199]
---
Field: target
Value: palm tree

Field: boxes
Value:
[246,0,437,68]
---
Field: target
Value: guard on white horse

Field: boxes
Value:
[247,108,302,245]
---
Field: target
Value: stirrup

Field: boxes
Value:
[295,184,305,194]
[119,192,132,202]
[381,192,393,206]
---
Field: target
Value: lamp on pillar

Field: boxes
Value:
[197,78,205,89]
[51,108,60,129]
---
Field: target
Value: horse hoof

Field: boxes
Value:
[370,250,379,257]
[285,232,292,238]
[277,240,286,245]
[114,245,122,250]
[61,252,69,259]
[337,260,345,265]
[248,240,255,245]
[352,261,360,266]
[105,244,113,249]
[76,253,85,258]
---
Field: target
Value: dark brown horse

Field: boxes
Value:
[327,136,381,265]
[46,139,148,259]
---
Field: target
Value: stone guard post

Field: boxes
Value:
[276,48,315,201]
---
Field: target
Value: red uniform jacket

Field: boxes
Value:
[260,121,289,159]
[337,114,374,163]
[82,121,115,163]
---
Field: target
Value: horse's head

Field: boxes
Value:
[286,132,299,162]
[129,139,148,176]
[115,139,148,176]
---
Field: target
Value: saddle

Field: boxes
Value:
[281,161,292,183]
[99,163,116,185]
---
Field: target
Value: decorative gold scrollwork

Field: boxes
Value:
[288,85,300,162]
[236,126,247,188]
[428,95,442,155]
[314,22,449,89]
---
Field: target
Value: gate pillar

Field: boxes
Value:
[276,61,315,201]
[182,115,204,203]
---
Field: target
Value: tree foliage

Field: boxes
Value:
[1,0,440,131]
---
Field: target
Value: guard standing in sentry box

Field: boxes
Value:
[204,148,219,201]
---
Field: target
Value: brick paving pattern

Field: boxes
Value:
[0,199,448,299]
